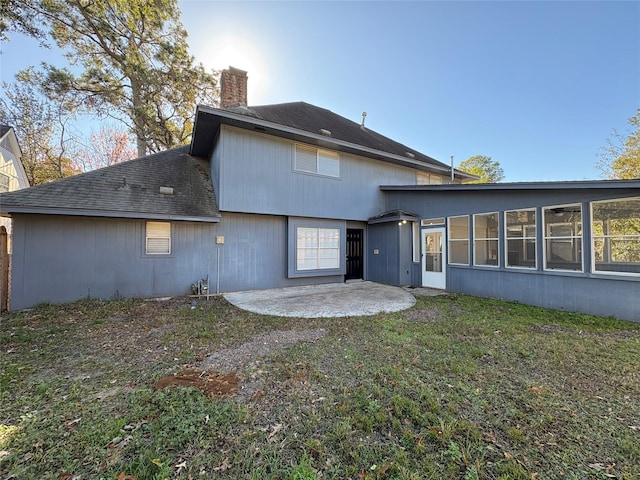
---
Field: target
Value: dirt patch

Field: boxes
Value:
[200,328,326,373]
[402,307,442,322]
[155,369,239,397]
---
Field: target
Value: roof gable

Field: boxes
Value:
[0,146,220,222]
[192,102,474,180]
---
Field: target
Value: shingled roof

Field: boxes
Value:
[233,102,451,169]
[0,146,220,222]
[191,102,474,180]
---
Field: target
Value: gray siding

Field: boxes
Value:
[10,212,350,310]
[213,212,344,293]
[213,126,417,220]
[367,222,412,286]
[384,188,640,322]
[10,215,217,310]
[448,267,640,321]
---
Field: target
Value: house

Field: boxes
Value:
[0,126,29,233]
[0,125,29,311]
[0,68,638,321]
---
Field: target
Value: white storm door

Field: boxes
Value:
[421,228,446,289]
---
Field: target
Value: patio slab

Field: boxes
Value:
[223,281,418,318]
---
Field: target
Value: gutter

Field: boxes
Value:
[0,206,221,223]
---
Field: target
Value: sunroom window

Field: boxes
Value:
[543,204,582,271]
[474,213,499,267]
[448,215,469,265]
[592,197,640,275]
[505,209,536,269]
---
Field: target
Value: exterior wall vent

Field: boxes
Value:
[319,129,332,137]
[159,186,174,195]
[405,152,415,158]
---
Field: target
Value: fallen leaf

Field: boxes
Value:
[174,460,187,473]
[213,457,231,472]
[57,473,73,480]
[504,452,513,459]
[267,423,283,442]
[117,473,137,480]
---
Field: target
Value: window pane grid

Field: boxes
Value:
[448,216,469,264]
[592,197,640,274]
[296,227,340,271]
[474,213,499,267]
[505,209,537,268]
[543,204,582,271]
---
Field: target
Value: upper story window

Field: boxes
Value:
[295,144,340,178]
[146,221,171,255]
[448,215,469,265]
[474,212,499,267]
[505,209,536,269]
[0,172,9,193]
[592,197,640,275]
[417,171,444,185]
[543,204,582,272]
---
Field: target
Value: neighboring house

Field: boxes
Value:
[0,125,29,235]
[0,68,638,321]
[0,125,29,311]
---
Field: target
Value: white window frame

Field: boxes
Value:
[473,212,500,267]
[542,203,583,272]
[448,215,470,265]
[591,197,640,276]
[296,227,340,271]
[294,144,340,178]
[146,221,171,255]
[504,208,537,269]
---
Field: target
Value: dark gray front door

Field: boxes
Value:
[346,228,363,280]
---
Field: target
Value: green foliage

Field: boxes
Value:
[3,0,218,158]
[598,108,640,179]
[458,155,505,183]
[0,68,80,185]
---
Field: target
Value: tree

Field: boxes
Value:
[4,0,218,157]
[457,155,505,183]
[0,68,80,185]
[74,125,137,172]
[597,109,640,179]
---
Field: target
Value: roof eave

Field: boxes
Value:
[192,105,475,180]
[379,179,640,191]
[1,206,221,223]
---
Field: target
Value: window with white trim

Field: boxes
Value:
[146,221,171,255]
[592,197,640,275]
[505,209,536,269]
[296,227,340,270]
[448,215,469,264]
[295,144,340,177]
[543,204,582,271]
[474,213,499,266]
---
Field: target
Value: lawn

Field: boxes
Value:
[1,293,638,479]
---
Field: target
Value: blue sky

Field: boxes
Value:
[2,1,639,181]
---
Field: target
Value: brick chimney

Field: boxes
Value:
[220,67,248,108]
